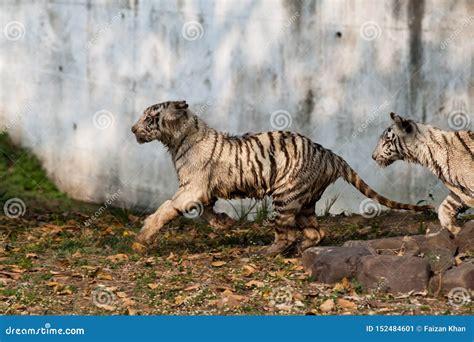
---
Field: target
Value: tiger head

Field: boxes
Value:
[372,112,418,167]
[131,101,189,144]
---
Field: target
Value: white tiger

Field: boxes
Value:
[372,112,473,234]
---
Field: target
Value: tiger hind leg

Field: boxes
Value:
[259,211,299,256]
[296,205,325,252]
[438,193,466,235]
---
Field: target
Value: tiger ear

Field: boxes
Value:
[390,112,413,134]
[174,101,188,110]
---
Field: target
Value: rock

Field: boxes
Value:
[302,246,372,284]
[341,241,376,254]
[356,255,431,293]
[420,229,457,255]
[319,299,335,312]
[302,247,338,270]
[343,235,423,256]
[454,221,474,254]
[440,261,474,294]
[423,248,454,274]
[424,222,444,235]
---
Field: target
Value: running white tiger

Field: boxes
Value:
[131,101,431,255]
[372,112,473,234]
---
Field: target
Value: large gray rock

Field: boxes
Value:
[423,248,454,274]
[454,221,474,254]
[356,255,431,293]
[441,261,474,293]
[302,246,372,284]
[417,228,457,274]
[420,229,457,255]
[343,235,423,256]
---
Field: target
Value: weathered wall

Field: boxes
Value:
[0,0,472,215]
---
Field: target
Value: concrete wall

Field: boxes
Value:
[0,0,472,215]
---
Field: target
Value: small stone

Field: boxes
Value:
[454,221,474,254]
[320,299,335,312]
[303,246,372,284]
[356,255,430,293]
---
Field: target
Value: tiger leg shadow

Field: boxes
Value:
[201,200,236,229]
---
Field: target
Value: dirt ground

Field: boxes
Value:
[0,203,472,316]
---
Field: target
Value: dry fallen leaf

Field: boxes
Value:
[218,289,245,308]
[127,307,138,315]
[320,299,335,313]
[71,250,82,259]
[96,303,116,311]
[57,287,73,295]
[184,284,200,291]
[147,283,159,290]
[106,254,129,263]
[96,271,113,280]
[0,271,22,280]
[332,278,353,293]
[132,242,147,253]
[241,264,257,277]
[26,253,38,259]
[122,298,136,307]
[47,281,63,287]
[101,227,114,236]
[211,261,227,267]
[337,298,357,310]
[174,295,186,306]
[245,280,264,288]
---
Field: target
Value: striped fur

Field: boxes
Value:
[372,112,473,234]
[132,102,431,255]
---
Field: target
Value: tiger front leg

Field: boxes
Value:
[135,189,206,247]
[438,193,465,235]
